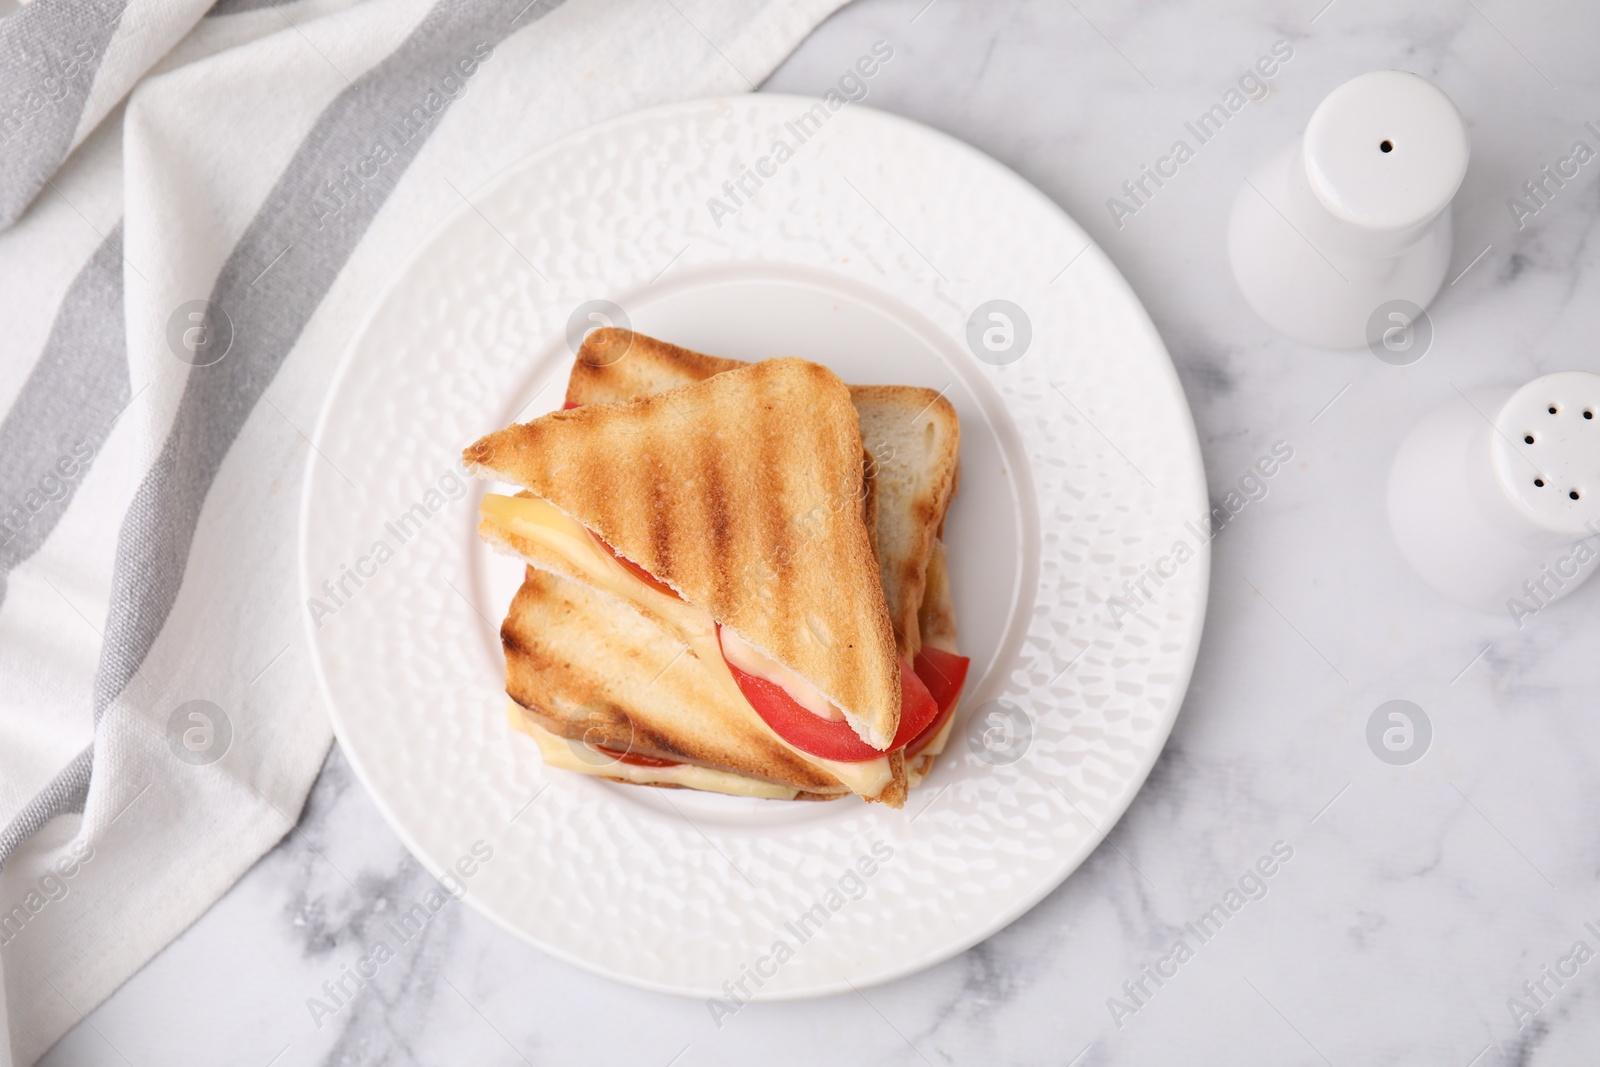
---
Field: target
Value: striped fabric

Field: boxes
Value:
[0,0,845,1060]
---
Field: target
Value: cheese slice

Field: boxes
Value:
[905,709,958,789]
[719,625,844,721]
[510,702,803,800]
[917,707,958,760]
[480,493,896,798]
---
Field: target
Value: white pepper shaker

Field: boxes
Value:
[1229,70,1470,350]
[1389,371,1600,616]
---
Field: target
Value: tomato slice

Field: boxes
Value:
[906,698,956,758]
[905,647,970,757]
[593,745,681,768]
[588,530,680,600]
[562,400,582,410]
[889,660,941,749]
[718,626,938,761]
[913,646,970,718]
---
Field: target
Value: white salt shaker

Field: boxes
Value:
[1229,70,1470,350]
[1389,372,1600,617]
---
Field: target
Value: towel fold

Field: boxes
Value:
[0,0,845,1060]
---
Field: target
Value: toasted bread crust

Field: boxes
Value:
[868,750,909,808]
[467,361,902,748]
[851,386,961,657]
[918,537,959,652]
[567,329,742,403]
[603,778,846,801]
[502,568,852,793]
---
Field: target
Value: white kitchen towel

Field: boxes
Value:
[0,0,847,1061]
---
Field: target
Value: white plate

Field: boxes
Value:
[301,96,1208,999]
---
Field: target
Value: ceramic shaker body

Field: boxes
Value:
[1389,372,1600,616]
[1230,70,1470,350]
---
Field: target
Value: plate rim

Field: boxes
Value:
[299,92,1211,999]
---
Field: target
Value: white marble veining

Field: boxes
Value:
[40,0,1600,1063]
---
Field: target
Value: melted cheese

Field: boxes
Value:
[481,493,895,797]
[510,703,801,799]
[918,705,958,760]
[904,706,958,789]
[719,625,843,720]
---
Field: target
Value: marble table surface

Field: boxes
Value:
[42,0,1600,1063]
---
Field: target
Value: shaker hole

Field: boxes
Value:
[1380,139,1394,153]
[1549,404,1559,414]
[1572,490,1582,500]
[1534,478,1545,487]
[1586,409,1594,419]
[1524,434,1535,444]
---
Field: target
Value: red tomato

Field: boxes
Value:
[719,626,939,762]
[906,699,956,758]
[889,660,941,749]
[593,745,681,768]
[562,400,582,409]
[905,647,969,757]
[588,530,680,600]
[913,646,970,718]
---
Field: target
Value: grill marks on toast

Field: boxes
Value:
[568,329,741,404]
[466,356,902,749]
[478,329,963,804]
[648,459,673,587]
[566,329,962,658]
[503,568,850,793]
[706,452,733,608]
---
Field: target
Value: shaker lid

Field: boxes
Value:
[1302,70,1469,232]
[1491,371,1600,534]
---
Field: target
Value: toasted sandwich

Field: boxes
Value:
[466,332,966,806]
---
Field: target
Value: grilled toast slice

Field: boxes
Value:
[479,490,907,804]
[466,357,903,750]
[850,386,960,657]
[567,328,740,401]
[501,567,851,797]
[559,329,964,794]
[512,710,848,801]
[566,329,961,657]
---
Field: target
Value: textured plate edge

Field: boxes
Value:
[297,93,1213,1000]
